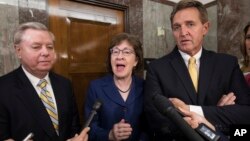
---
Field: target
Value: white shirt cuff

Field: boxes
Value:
[190,105,204,117]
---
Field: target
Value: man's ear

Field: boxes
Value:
[15,45,21,59]
[203,21,210,36]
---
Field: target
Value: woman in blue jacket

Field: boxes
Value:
[84,33,144,141]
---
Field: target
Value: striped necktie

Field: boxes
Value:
[188,57,198,92]
[37,79,59,134]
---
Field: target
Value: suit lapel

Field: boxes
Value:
[103,75,125,106]
[197,49,214,104]
[14,67,57,137]
[124,76,143,105]
[170,48,197,103]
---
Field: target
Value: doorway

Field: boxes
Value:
[48,0,128,123]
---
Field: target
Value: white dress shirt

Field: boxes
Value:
[22,66,59,114]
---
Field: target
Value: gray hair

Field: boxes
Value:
[14,22,55,45]
[170,0,208,27]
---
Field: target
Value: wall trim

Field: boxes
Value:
[73,0,129,32]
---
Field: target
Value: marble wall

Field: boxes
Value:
[204,4,217,52]
[143,0,174,58]
[0,2,19,76]
[218,0,250,59]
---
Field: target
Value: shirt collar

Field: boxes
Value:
[178,48,202,64]
[21,66,50,86]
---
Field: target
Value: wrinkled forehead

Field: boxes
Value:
[21,29,54,43]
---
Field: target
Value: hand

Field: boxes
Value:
[109,119,132,141]
[169,98,190,111]
[179,107,215,131]
[67,127,90,141]
[217,92,236,106]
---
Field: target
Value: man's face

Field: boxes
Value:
[16,29,56,78]
[172,7,209,56]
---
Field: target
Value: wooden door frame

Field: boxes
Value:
[73,0,129,32]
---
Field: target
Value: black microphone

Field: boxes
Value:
[83,99,102,128]
[152,94,205,141]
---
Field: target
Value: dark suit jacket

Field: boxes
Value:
[84,74,144,141]
[0,67,80,141]
[144,47,250,140]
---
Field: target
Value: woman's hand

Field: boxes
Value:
[109,119,133,141]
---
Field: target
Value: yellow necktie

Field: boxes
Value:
[37,79,59,134]
[188,57,198,92]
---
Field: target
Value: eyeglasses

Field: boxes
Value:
[110,48,134,56]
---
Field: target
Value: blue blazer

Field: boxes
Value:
[84,74,144,141]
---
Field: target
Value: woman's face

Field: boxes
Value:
[110,40,138,79]
[246,27,250,57]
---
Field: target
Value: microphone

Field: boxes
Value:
[152,94,205,141]
[83,99,102,128]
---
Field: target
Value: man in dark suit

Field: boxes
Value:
[144,0,250,140]
[0,22,89,141]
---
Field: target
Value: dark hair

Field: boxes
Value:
[241,22,250,67]
[170,0,208,27]
[107,33,143,74]
[14,22,55,45]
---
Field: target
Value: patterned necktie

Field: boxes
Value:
[188,57,198,92]
[37,79,59,134]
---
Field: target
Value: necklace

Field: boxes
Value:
[115,82,132,93]
[116,85,131,93]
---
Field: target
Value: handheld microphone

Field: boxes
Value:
[83,99,102,128]
[152,94,205,141]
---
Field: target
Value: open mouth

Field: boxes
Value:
[116,63,126,71]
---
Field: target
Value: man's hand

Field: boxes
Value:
[67,127,90,141]
[109,119,132,141]
[217,92,236,106]
[179,107,215,131]
[169,98,190,111]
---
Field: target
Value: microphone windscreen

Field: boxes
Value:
[92,99,102,110]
